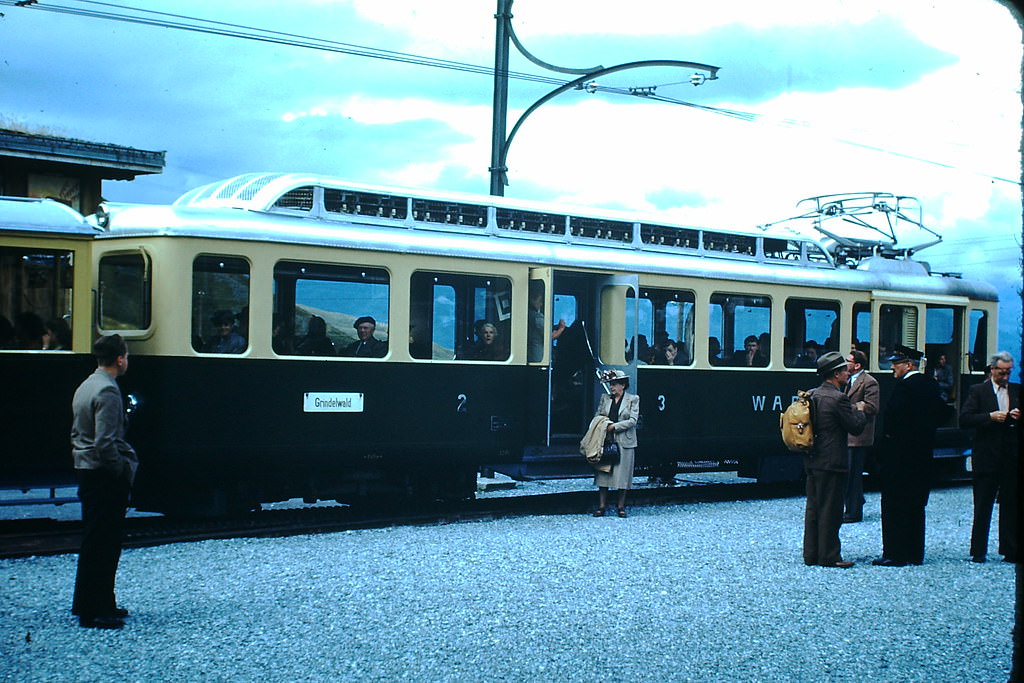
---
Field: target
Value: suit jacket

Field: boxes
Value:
[881,371,946,468]
[846,370,880,447]
[71,368,138,483]
[596,392,639,449]
[959,380,1020,473]
[807,381,865,471]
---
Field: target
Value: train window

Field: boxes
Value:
[629,288,695,366]
[273,262,390,358]
[968,309,988,372]
[878,304,918,369]
[98,252,151,331]
[852,303,871,362]
[409,271,511,361]
[0,247,74,350]
[784,299,839,368]
[192,255,250,354]
[709,293,771,367]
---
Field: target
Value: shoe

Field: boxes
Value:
[832,560,854,569]
[72,606,128,618]
[871,558,907,567]
[971,556,986,563]
[592,508,605,517]
[79,615,124,630]
[842,516,862,524]
[617,508,627,518]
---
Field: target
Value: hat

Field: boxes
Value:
[353,316,376,328]
[599,368,629,383]
[816,351,847,376]
[887,344,923,364]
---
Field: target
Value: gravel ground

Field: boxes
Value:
[0,486,1014,682]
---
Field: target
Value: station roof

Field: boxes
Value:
[0,128,165,179]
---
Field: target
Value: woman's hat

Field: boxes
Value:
[816,351,847,376]
[599,368,629,383]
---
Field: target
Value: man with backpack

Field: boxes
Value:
[803,351,866,568]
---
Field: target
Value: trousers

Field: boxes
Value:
[71,468,130,618]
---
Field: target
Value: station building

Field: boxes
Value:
[0,128,164,215]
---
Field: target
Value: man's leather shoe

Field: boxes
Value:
[971,555,986,563]
[831,561,854,568]
[79,616,124,629]
[73,606,129,618]
[841,516,862,524]
[871,557,907,567]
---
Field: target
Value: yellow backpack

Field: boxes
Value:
[780,390,814,453]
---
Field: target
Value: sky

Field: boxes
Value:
[1,0,1021,358]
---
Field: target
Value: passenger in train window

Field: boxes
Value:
[592,369,640,518]
[469,322,504,361]
[794,341,820,368]
[527,281,564,363]
[271,314,296,355]
[663,340,681,366]
[44,317,72,350]
[739,335,768,367]
[708,337,726,366]
[342,316,387,358]
[877,343,892,370]
[13,311,47,349]
[296,315,337,356]
[203,310,247,354]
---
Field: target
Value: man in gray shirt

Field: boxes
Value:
[70,334,138,629]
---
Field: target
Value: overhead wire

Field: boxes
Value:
[1,0,1019,186]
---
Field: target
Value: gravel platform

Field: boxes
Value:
[0,486,1015,682]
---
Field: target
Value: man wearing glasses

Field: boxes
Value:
[960,352,1020,563]
[872,345,948,567]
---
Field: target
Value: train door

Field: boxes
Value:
[548,270,637,443]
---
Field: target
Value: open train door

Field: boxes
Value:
[548,270,638,443]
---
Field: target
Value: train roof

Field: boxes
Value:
[0,196,100,236]
[91,175,997,303]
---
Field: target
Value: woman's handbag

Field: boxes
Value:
[601,442,620,466]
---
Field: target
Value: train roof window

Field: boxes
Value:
[411,199,487,227]
[569,216,632,242]
[495,207,565,234]
[703,231,756,256]
[325,189,408,220]
[639,224,700,249]
[273,187,315,212]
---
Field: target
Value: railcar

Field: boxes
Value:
[0,176,998,515]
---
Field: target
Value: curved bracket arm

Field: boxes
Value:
[504,12,603,75]
[497,59,721,182]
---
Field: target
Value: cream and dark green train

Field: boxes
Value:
[0,176,998,514]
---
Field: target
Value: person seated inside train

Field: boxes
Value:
[737,334,768,367]
[663,339,682,366]
[932,353,954,402]
[13,311,47,350]
[877,343,892,370]
[793,341,820,368]
[708,337,726,366]
[342,316,387,358]
[296,315,336,356]
[469,322,505,361]
[203,309,247,354]
[271,313,296,355]
[44,317,72,350]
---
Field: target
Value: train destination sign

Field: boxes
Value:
[303,392,364,413]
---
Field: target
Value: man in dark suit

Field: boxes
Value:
[844,349,879,523]
[872,345,947,567]
[70,334,138,629]
[960,351,1020,563]
[803,352,866,568]
[342,316,388,357]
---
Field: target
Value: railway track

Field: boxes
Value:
[0,479,806,559]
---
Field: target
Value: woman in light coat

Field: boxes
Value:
[593,369,639,517]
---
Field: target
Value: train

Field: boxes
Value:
[0,174,998,515]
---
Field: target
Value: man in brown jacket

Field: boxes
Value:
[804,352,866,568]
[844,349,879,523]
